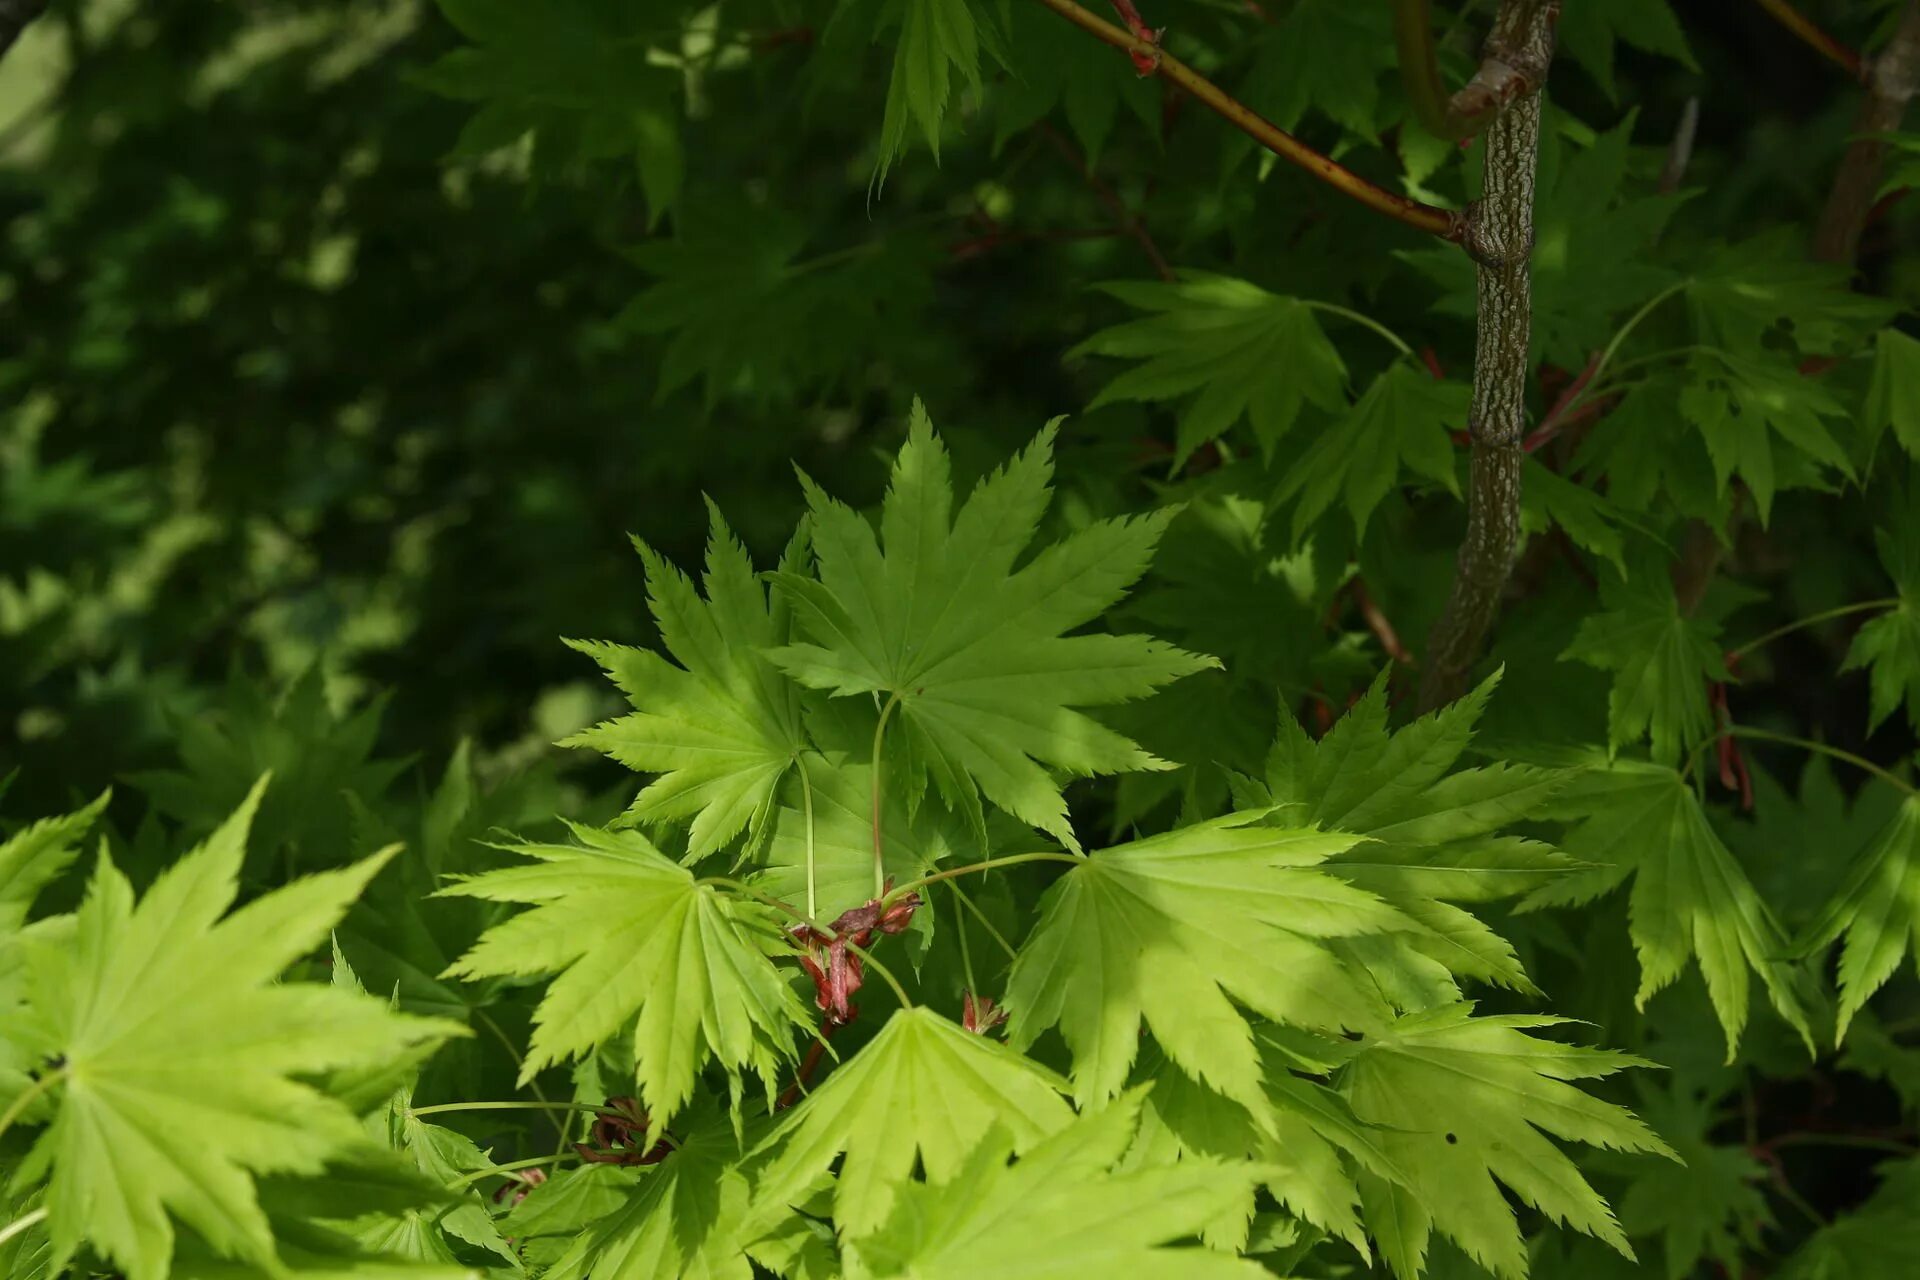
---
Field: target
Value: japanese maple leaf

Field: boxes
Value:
[564,506,808,861]
[752,1006,1073,1237]
[1342,1003,1676,1280]
[1004,812,1404,1115]
[1235,670,1577,1000]
[439,823,812,1129]
[766,404,1216,851]
[1520,758,1820,1059]
[6,779,460,1280]
[848,1087,1266,1279]
[1801,796,1920,1043]
[1843,521,1920,733]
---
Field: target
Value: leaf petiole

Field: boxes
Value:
[0,1068,65,1145]
[885,851,1085,904]
[0,1206,47,1250]
[1724,598,1899,664]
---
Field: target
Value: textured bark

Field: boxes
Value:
[1813,0,1920,266]
[0,0,47,61]
[1418,0,1556,713]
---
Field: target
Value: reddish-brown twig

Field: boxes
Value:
[1754,0,1865,80]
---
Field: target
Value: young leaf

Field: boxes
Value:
[1004,812,1399,1114]
[1800,796,1920,1043]
[753,1005,1074,1237]
[9,780,460,1280]
[1341,1003,1675,1280]
[1562,571,1730,766]
[439,823,812,1128]
[0,792,106,936]
[875,0,1003,185]
[767,407,1215,851]
[1272,361,1468,543]
[1521,759,1819,1058]
[1070,272,1350,465]
[563,507,808,860]
[848,1087,1267,1279]
[1843,522,1920,732]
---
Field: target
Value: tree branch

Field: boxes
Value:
[1813,0,1920,265]
[1390,0,1548,141]
[1754,0,1866,81]
[1418,0,1557,712]
[0,0,47,62]
[1032,0,1466,241]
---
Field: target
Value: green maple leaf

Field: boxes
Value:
[1341,1003,1675,1280]
[1678,351,1853,522]
[1686,233,1899,357]
[439,823,812,1129]
[1520,458,1634,575]
[766,406,1216,851]
[1521,759,1819,1058]
[563,507,808,860]
[1238,671,1577,998]
[1867,328,1920,460]
[992,0,1155,161]
[1004,812,1401,1114]
[1070,272,1351,466]
[1801,796,1920,1042]
[1843,523,1920,731]
[1272,360,1468,543]
[1133,1040,1406,1256]
[1617,1087,1769,1280]
[1573,377,1725,520]
[1555,0,1696,98]
[848,1087,1266,1279]
[419,0,681,217]
[753,1005,1074,1237]
[1779,1157,1920,1279]
[0,792,105,938]
[8,780,460,1280]
[1241,0,1396,140]
[873,0,1005,185]
[1562,571,1732,766]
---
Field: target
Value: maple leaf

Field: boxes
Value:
[6,779,461,1280]
[766,406,1216,851]
[872,0,1006,185]
[1241,0,1396,140]
[1519,458,1634,575]
[1800,796,1920,1043]
[1237,670,1576,998]
[1003,812,1401,1114]
[1272,360,1468,543]
[1778,1156,1920,1279]
[562,506,808,860]
[992,1,1155,160]
[1562,570,1734,766]
[1685,232,1899,357]
[1843,522,1920,732]
[847,1087,1267,1279]
[1555,0,1696,99]
[618,198,934,406]
[438,823,812,1129]
[1867,327,1920,460]
[1521,758,1820,1058]
[0,792,105,938]
[1070,272,1351,466]
[752,1005,1074,1237]
[1132,1038,1407,1256]
[418,0,682,217]
[1616,1086,1770,1280]
[1677,351,1854,522]
[1341,1003,1675,1280]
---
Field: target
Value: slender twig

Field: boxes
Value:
[1032,0,1466,240]
[1351,578,1415,664]
[1814,0,1920,264]
[776,1034,833,1110]
[885,851,1085,903]
[450,1153,579,1188]
[1419,0,1559,711]
[1687,725,1917,797]
[1763,1131,1917,1154]
[1301,301,1416,356]
[409,1100,617,1119]
[1724,598,1899,664]
[1658,97,1701,195]
[1754,0,1866,81]
[1038,123,1175,280]
[0,1207,47,1250]
[471,1010,568,1143]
